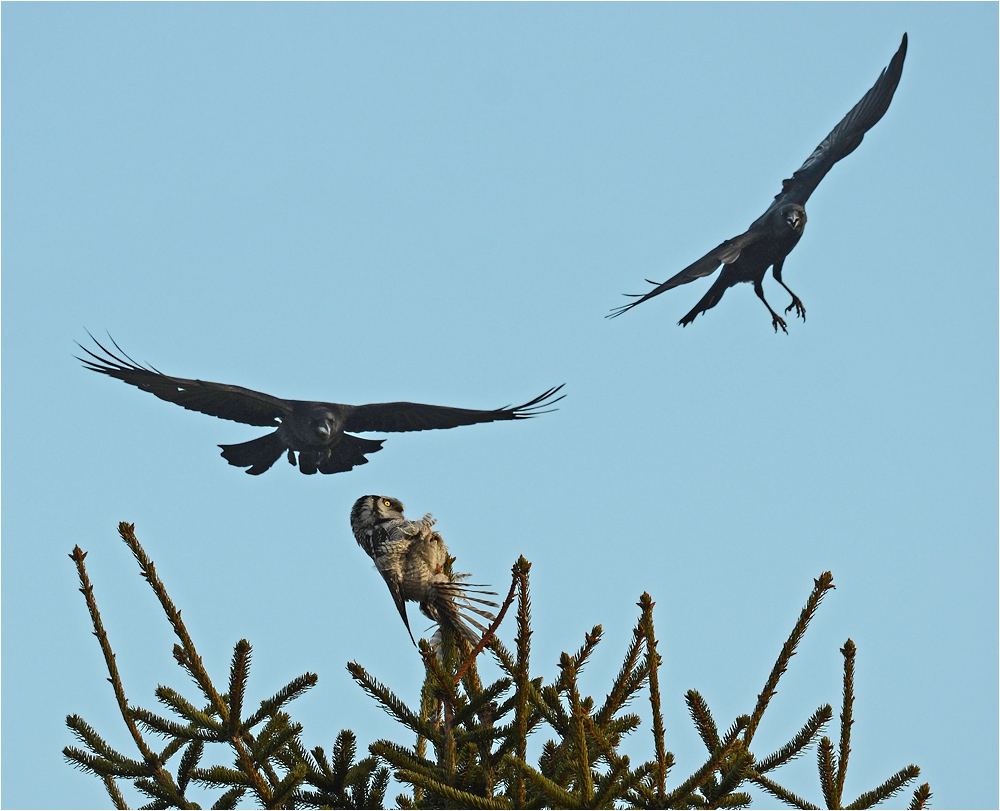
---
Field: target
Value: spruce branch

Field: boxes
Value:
[116,523,229,723]
[67,544,190,808]
[103,774,129,809]
[210,786,246,809]
[404,770,514,809]
[753,773,820,810]
[453,677,512,728]
[268,763,308,807]
[63,746,118,778]
[746,572,836,744]
[594,620,644,727]
[844,764,921,810]
[836,639,856,804]
[66,714,122,762]
[908,783,932,810]
[455,564,521,684]
[718,791,754,808]
[347,662,438,740]
[155,686,226,736]
[818,736,837,808]
[512,557,533,807]
[189,765,255,787]
[132,705,210,742]
[661,715,748,808]
[686,690,721,753]
[753,704,833,774]
[504,755,581,808]
[176,740,204,793]
[639,592,669,801]
[244,673,318,729]
[227,640,252,736]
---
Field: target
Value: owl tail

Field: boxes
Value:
[219,430,286,475]
[423,578,499,646]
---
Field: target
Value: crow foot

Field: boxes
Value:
[784,296,806,321]
[771,314,788,334]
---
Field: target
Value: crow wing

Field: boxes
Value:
[78,335,291,427]
[343,385,565,433]
[770,33,907,210]
[608,230,764,318]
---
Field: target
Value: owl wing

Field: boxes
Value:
[78,334,291,428]
[366,522,419,646]
[772,33,907,209]
[342,385,565,433]
[608,230,765,318]
[379,569,416,646]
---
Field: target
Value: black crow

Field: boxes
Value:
[609,34,908,332]
[78,336,564,475]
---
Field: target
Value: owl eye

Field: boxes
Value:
[383,499,391,507]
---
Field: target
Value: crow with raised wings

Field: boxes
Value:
[78,336,564,475]
[609,34,908,332]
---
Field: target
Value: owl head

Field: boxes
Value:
[350,495,405,535]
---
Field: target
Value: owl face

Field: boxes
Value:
[350,495,405,536]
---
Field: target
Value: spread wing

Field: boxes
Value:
[772,33,907,209]
[608,230,763,318]
[342,385,565,433]
[77,334,291,427]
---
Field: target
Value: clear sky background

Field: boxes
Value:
[2,4,997,808]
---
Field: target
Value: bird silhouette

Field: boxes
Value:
[610,34,908,332]
[78,335,564,475]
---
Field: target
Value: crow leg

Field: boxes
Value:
[772,263,806,321]
[754,280,788,334]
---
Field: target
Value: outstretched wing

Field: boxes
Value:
[608,230,763,318]
[342,385,565,433]
[77,334,291,427]
[773,33,907,209]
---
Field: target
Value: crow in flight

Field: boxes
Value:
[78,336,564,475]
[609,34,908,332]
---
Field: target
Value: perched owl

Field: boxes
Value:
[350,495,497,646]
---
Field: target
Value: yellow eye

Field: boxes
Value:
[383,500,391,507]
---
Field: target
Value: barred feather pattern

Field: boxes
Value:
[350,496,497,645]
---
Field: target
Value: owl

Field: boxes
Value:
[350,495,497,646]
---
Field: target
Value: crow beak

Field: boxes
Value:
[316,422,331,440]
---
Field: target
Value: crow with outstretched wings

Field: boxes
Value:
[78,335,564,475]
[610,34,908,332]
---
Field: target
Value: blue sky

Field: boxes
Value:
[2,3,997,808]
